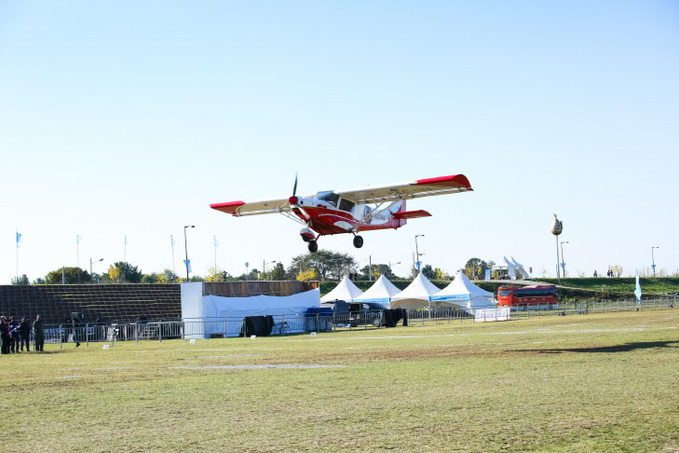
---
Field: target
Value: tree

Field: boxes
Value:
[106,262,143,283]
[206,266,230,282]
[289,250,357,281]
[296,268,318,282]
[11,274,29,285]
[45,267,91,284]
[270,262,286,280]
[141,273,159,283]
[358,263,398,280]
[421,264,436,280]
[609,265,623,278]
[463,258,492,280]
[158,269,179,283]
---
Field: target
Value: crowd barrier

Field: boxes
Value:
[33,296,676,347]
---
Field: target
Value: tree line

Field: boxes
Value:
[10,253,513,285]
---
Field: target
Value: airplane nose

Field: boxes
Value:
[289,196,298,205]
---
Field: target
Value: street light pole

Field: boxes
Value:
[652,246,659,277]
[560,241,569,277]
[389,261,401,279]
[184,225,195,281]
[415,235,424,272]
[90,258,103,283]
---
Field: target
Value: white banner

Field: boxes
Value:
[474,307,511,322]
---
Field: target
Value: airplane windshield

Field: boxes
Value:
[316,191,339,207]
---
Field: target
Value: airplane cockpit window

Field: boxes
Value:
[316,191,339,207]
[338,198,355,213]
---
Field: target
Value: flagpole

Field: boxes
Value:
[15,230,19,282]
[171,235,176,276]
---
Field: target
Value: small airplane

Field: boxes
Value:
[210,174,473,252]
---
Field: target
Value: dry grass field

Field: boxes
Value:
[2,309,678,452]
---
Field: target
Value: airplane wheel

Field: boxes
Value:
[308,241,318,253]
[353,235,364,248]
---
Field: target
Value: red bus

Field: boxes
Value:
[497,285,558,310]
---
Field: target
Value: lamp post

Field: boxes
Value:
[389,261,401,279]
[245,262,249,280]
[560,241,569,277]
[90,258,103,283]
[183,225,195,281]
[652,246,659,277]
[415,235,425,272]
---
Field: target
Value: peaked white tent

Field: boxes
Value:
[321,275,364,303]
[353,275,402,307]
[430,270,497,314]
[390,272,441,310]
[503,256,530,280]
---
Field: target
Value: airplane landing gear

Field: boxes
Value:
[308,241,318,253]
[353,235,364,248]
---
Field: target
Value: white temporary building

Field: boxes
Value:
[181,282,321,338]
[390,272,442,310]
[429,270,497,314]
[320,275,364,303]
[353,275,402,308]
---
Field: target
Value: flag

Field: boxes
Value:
[16,231,22,247]
[171,235,175,247]
[214,237,219,248]
[183,259,192,273]
[77,234,82,245]
[634,270,642,303]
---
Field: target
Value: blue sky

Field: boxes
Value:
[2,1,678,283]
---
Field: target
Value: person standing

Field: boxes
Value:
[71,317,80,347]
[18,317,31,352]
[0,317,10,354]
[33,315,44,352]
[9,316,20,353]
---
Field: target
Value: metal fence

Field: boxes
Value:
[36,296,676,347]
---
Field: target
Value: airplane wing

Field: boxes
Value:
[210,198,292,216]
[336,174,472,204]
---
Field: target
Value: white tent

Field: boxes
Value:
[320,275,364,303]
[181,282,321,338]
[429,270,497,314]
[353,275,402,308]
[390,272,441,310]
[503,256,530,280]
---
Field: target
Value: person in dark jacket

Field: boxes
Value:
[9,316,20,353]
[18,317,31,352]
[33,315,45,352]
[0,317,10,354]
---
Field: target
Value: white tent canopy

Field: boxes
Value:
[390,272,441,310]
[353,275,402,307]
[181,282,321,338]
[430,270,497,313]
[320,275,364,303]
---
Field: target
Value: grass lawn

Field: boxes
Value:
[2,309,678,452]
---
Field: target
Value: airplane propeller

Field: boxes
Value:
[289,172,299,205]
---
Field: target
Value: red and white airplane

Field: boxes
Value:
[210,174,473,252]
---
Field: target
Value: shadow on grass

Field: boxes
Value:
[511,340,679,354]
